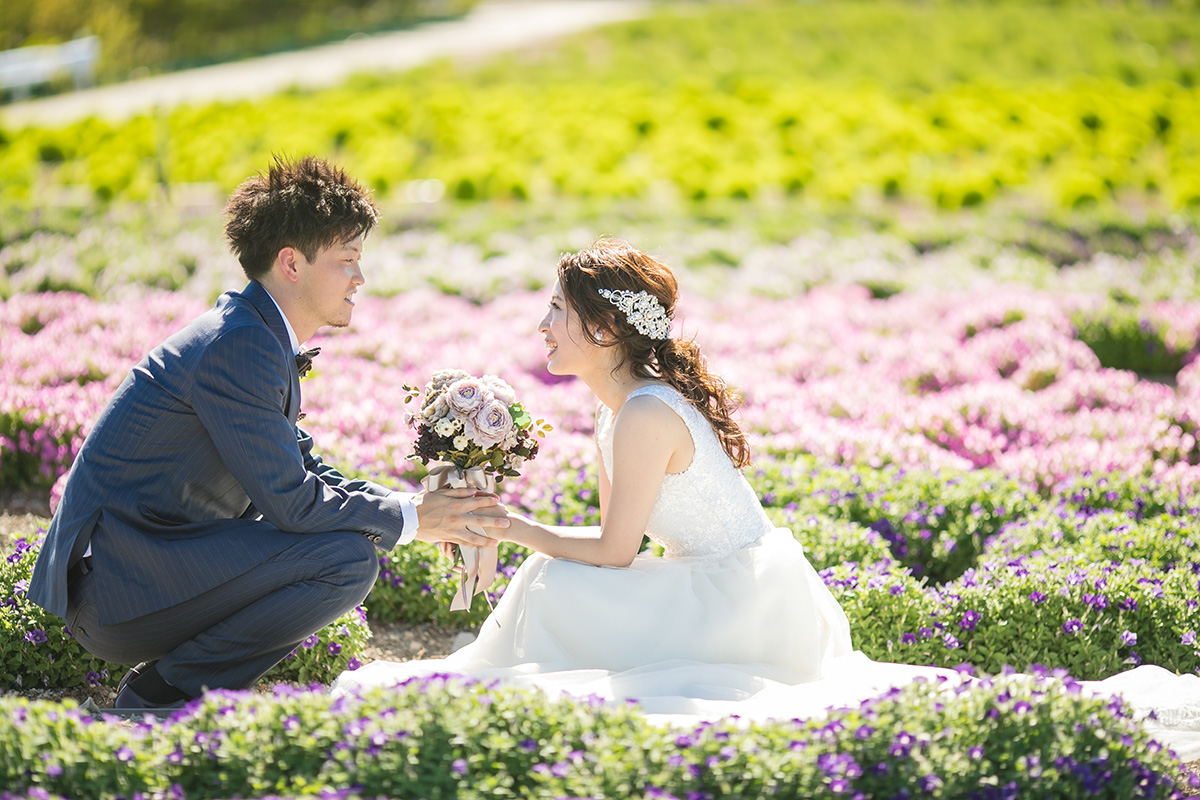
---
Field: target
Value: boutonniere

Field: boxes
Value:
[295,346,321,379]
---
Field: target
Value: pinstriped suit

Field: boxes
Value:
[27,280,404,693]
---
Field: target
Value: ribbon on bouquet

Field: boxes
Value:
[422,464,499,612]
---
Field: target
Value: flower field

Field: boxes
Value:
[3,0,1200,795]
[3,237,1200,794]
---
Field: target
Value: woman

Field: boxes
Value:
[333,238,958,718]
[333,241,1200,752]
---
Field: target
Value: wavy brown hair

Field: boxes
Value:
[557,238,751,468]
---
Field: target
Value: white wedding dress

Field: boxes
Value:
[333,385,1200,761]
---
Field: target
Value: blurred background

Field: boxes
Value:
[0,0,1197,302]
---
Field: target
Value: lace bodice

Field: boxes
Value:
[597,385,774,558]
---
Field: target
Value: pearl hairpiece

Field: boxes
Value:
[597,288,671,341]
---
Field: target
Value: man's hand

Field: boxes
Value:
[413,488,508,548]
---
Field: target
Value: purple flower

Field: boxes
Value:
[327,642,342,655]
[1062,619,1083,635]
[301,634,319,649]
[1120,630,1137,647]
[116,746,135,763]
[959,610,980,631]
[451,758,468,775]
[23,629,48,644]
[1183,631,1196,647]
[901,632,917,645]
[943,633,960,650]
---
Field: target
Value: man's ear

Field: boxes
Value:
[275,247,302,283]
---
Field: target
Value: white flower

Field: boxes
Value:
[434,418,458,437]
[429,369,470,392]
[453,435,469,450]
[420,392,449,422]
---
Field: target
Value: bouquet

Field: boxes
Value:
[404,369,551,610]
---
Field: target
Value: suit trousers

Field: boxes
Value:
[65,531,379,696]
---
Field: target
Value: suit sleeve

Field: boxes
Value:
[190,324,405,548]
[296,426,389,497]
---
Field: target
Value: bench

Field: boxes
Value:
[0,36,100,100]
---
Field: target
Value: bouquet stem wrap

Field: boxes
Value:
[422,464,499,612]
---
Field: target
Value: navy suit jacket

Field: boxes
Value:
[28,280,406,625]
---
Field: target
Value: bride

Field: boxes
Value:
[333,239,1199,759]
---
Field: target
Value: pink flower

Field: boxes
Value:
[481,374,517,405]
[446,378,486,414]
[466,397,514,448]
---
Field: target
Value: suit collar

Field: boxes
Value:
[238,280,303,423]
[241,280,296,356]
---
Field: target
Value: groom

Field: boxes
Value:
[27,155,506,709]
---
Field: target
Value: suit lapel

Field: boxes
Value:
[240,281,301,422]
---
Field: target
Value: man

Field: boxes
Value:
[27,155,506,709]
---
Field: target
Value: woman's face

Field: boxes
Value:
[537,279,594,376]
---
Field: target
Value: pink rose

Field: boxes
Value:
[480,374,516,405]
[446,378,486,414]
[465,397,514,448]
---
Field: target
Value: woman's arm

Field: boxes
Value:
[596,402,612,520]
[504,395,691,567]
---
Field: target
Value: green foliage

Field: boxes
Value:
[0,0,477,88]
[752,457,1037,583]
[266,604,373,685]
[1073,302,1200,374]
[4,2,1200,210]
[765,508,898,571]
[0,532,370,689]
[0,671,1191,799]
[0,533,118,691]
[367,541,524,627]
[0,412,78,491]
[848,552,1199,680]
[1049,470,1200,519]
[979,510,1200,569]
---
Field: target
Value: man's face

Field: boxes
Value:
[296,235,364,331]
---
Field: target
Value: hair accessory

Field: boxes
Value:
[597,288,671,340]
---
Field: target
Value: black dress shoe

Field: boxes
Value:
[114,684,189,711]
[115,661,157,698]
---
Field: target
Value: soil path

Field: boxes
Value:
[0,0,648,128]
